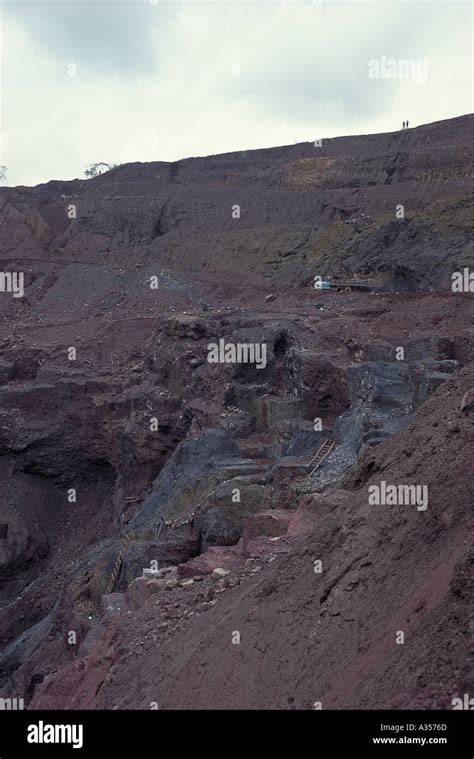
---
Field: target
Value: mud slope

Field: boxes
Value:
[30,368,473,710]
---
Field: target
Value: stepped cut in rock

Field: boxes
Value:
[0,115,472,711]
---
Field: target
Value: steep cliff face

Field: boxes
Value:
[0,116,472,710]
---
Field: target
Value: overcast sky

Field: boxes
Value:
[1,0,472,187]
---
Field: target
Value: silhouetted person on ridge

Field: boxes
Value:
[402,121,406,129]
[406,120,409,128]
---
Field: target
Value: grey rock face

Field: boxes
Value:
[346,362,415,411]
[193,479,272,550]
[130,429,240,533]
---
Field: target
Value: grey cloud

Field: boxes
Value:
[4,0,178,76]
[227,3,466,125]
[2,0,471,187]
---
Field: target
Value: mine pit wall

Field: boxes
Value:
[0,115,472,707]
[0,334,468,705]
[0,302,471,704]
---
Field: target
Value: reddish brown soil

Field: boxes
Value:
[0,115,473,711]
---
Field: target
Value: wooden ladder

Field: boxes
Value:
[106,531,133,595]
[306,439,335,477]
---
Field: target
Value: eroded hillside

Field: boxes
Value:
[0,115,473,710]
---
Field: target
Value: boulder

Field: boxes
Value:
[212,568,230,578]
[126,577,167,610]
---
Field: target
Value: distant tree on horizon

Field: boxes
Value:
[84,162,110,178]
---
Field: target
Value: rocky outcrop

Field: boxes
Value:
[192,477,272,550]
[129,429,242,536]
